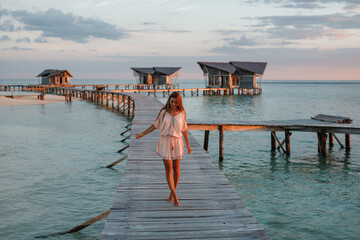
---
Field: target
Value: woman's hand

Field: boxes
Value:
[136,133,144,139]
[187,145,192,155]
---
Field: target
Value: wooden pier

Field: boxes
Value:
[1,84,269,238]
[112,87,262,96]
[1,84,262,96]
[188,119,360,160]
[100,93,270,240]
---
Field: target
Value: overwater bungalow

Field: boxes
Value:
[131,67,181,86]
[197,61,267,88]
[36,69,73,85]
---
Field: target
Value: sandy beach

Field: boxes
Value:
[0,94,77,106]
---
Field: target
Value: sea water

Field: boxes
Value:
[0,79,359,240]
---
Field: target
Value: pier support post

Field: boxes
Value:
[345,134,351,151]
[204,130,210,151]
[117,95,120,110]
[111,93,114,108]
[219,125,224,161]
[329,133,334,148]
[122,96,126,112]
[317,132,327,157]
[271,131,276,151]
[127,97,131,116]
[285,130,291,156]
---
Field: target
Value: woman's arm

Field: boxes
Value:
[182,130,192,154]
[136,124,156,139]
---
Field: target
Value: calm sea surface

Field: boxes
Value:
[1,79,359,240]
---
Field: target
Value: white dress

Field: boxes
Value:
[153,109,187,160]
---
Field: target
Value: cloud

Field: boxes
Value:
[0,35,12,41]
[0,8,9,17]
[254,13,360,40]
[226,35,258,46]
[259,0,360,6]
[344,4,360,11]
[281,3,324,9]
[173,5,193,12]
[9,8,126,43]
[0,19,16,31]
[210,45,360,67]
[272,40,294,45]
[215,29,246,35]
[258,0,360,12]
[3,46,35,51]
[143,22,156,25]
[34,37,47,43]
[16,37,31,43]
[257,14,360,29]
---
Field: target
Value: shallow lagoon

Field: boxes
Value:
[1,80,359,240]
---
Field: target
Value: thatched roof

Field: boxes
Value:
[230,61,267,75]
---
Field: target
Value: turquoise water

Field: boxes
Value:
[1,79,360,239]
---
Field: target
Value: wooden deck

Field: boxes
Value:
[111,87,261,96]
[100,93,270,240]
[187,119,360,159]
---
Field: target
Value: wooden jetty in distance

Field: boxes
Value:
[188,118,360,160]
[111,87,261,96]
[100,93,270,240]
[0,84,262,96]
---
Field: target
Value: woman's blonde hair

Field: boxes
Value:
[156,92,185,120]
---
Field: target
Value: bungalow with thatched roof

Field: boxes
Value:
[36,69,73,85]
[131,67,181,85]
[197,61,267,89]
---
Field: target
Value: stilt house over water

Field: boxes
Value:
[131,67,181,86]
[36,69,73,85]
[198,61,267,88]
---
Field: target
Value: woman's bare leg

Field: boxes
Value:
[168,159,181,202]
[163,159,179,206]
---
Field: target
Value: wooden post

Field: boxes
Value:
[122,96,126,112]
[117,95,120,110]
[106,155,128,168]
[63,210,111,234]
[328,133,334,147]
[317,132,327,157]
[345,134,351,151]
[219,125,224,161]
[204,130,209,151]
[127,97,131,116]
[285,130,290,156]
[111,93,114,108]
[132,99,135,116]
[271,131,276,151]
[322,133,327,157]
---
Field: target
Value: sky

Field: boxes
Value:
[0,0,359,80]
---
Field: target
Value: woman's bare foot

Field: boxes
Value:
[173,193,179,207]
[167,193,174,202]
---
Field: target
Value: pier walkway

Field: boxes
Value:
[188,119,360,160]
[100,93,270,240]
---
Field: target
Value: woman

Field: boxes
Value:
[136,92,192,207]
